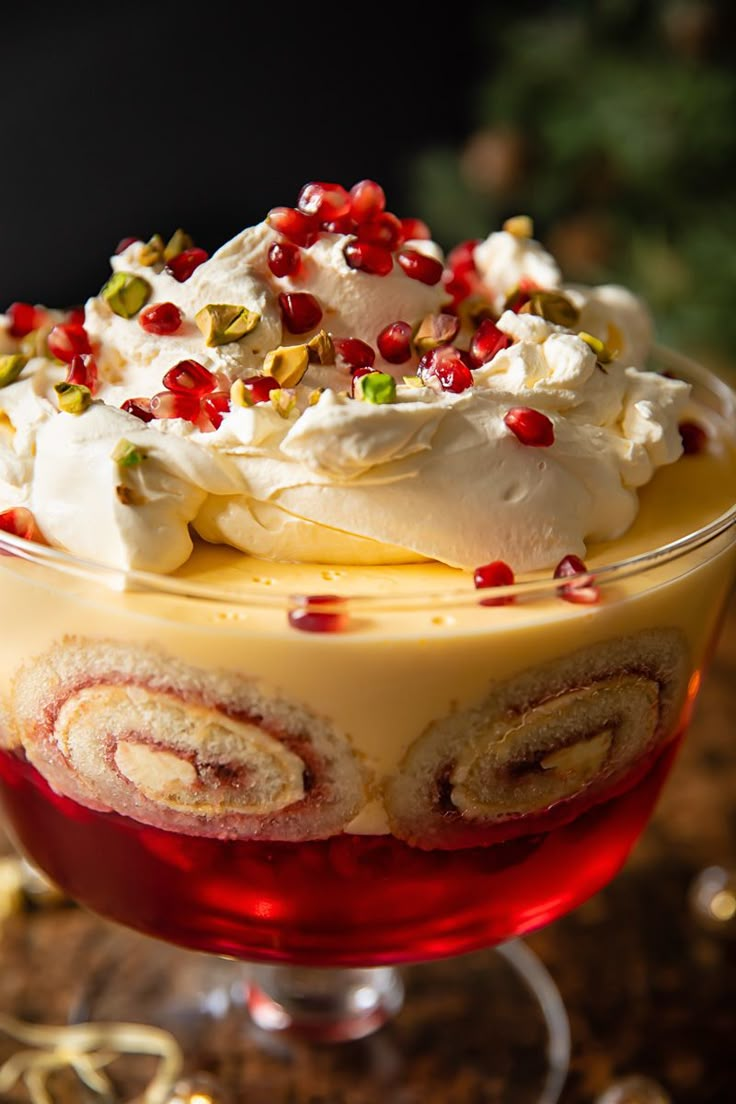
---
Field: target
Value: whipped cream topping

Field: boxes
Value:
[0,203,690,575]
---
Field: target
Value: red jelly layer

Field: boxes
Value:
[0,743,677,967]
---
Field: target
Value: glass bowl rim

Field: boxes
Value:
[1,346,735,613]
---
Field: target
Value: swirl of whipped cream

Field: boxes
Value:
[0,200,689,574]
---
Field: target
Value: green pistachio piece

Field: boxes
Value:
[195,304,261,347]
[402,375,423,388]
[54,382,92,414]
[308,388,324,406]
[0,355,29,388]
[458,295,494,329]
[163,228,194,262]
[101,272,152,319]
[111,438,148,468]
[262,344,310,387]
[503,214,534,238]
[138,234,165,267]
[356,372,396,404]
[269,388,297,418]
[306,329,335,365]
[230,379,249,407]
[578,330,614,364]
[520,291,580,328]
[413,312,460,355]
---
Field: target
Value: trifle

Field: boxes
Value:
[0,181,735,1024]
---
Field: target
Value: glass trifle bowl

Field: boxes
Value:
[1,182,735,1098]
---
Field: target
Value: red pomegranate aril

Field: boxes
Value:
[115,236,139,255]
[553,554,600,606]
[150,389,201,422]
[444,271,474,304]
[121,397,154,422]
[279,292,323,334]
[350,367,375,397]
[322,215,358,235]
[397,249,443,286]
[239,375,282,404]
[400,217,431,241]
[0,507,44,548]
[66,306,85,327]
[447,239,480,277]
[418,346,474,393]
[468,319,511,367]
[267,241,302,278]
[334,337,375,369]
[349,180,386,223]
[67,354,98,392]
[139,302,182,335]
[679,420,707,455]
[344,240,393,277]
[298,181,351,222]
[377,321,412,364]
[357,212,404,250]
[201,390,231,429]
[504,407,555,447]
[6,302,43,338]
[288,595,349,633]
[165,248,209,283]
[473,559,515,607]
[163,359,217,397]
[46,323,92,364]
[267,207,320,247]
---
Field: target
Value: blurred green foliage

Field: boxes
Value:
[409,0,736,359]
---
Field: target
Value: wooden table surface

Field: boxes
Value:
[1,594,735,1104]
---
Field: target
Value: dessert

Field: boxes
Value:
[0,181,735,966]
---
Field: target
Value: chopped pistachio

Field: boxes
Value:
[413,312,460,355]
[0,354,28,388]
[101,272,151,319]
[138,234,165,267]
[402,375,423,388]
[578,330,614,363]
[458,295,494,329]
[195,304,261,347]
[306,329,335,365]
[269,388,297,418]
[356,372,396,404]
[308,388,324,406]
[163,228,194,262]
[54,382,92,414]
[503,214,534,238]
[111,438,148,468]
[230,378,249,407]
[520,290,579,328]
[262,344,310,387]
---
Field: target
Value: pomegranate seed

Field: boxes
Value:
[66,306,85,326]
[121,397,154,422]
[150,389,201,422]
[267,241,302,278]
[139,301,182,335]
[6,302,44,338]
[0,507,43,547]
[350,367,376,398]
[279,292,322,334]
[298,181,351,222]
[201,390,231,429]
[165,247,209,282]
[397,249,443,286]
[349,180,386,223]
[417,346,474,393]
[163,359,217,397]
[377,321,412,364]
[468,319,511,367]
[115,236,139,254]
[504,407,555,447]
[288,594,349,633]
[679,420,707,455]
[47,323,92,363]
[267,206,320,247]
[506,277,539,313]
[357,212,404,250]
[344,240,393,276]
[67,354,98,392]
[400,217,431,241]
[553,554,600,605]
[473,559,515,607]
[334,337,375,369]
[443,271,474,304]
[447,240,480,277]
[238,375,282,404]
[322,214,358,235]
